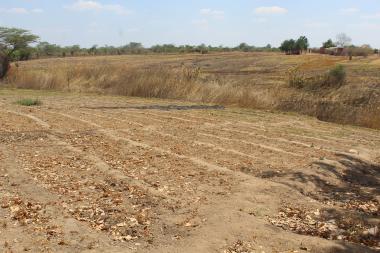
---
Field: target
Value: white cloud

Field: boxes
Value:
[340,8,359,15]
[0,7,43,14]
[254,6,288,15]
[68,0,102,10]
[200,8,225,19]
[65,0,131,15]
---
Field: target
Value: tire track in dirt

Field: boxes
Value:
[48,110,233,175]
[4,109,168,200]
[130,109,380,147]
[74,110,317,174]
[198,132,303,157]
[100,108,369,155]
[0,113,127,253]
[63,110,298,173]
[79,109,319,158]
[37,108,311,199]
[2,93,378,252]
[3,109,202,249]
[76,109,336,173]
[25,107,236,201]
[16,108,258,247]
[36,110,338,253]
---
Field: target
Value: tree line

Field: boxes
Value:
[1,27,379,79]
[0,27,279,63]
[279,36,309,55]
[279,33,378,56]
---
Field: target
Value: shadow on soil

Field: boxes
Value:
[252,153,380,251]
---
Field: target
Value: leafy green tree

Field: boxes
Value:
[0,27,39,78]
[0,27,39,59]
[323,39,336,48]
[295,36,309,53]
[280,39,296,54]
[88,45,98,55]
[237,43,250,52]
[67,45,81,56]
[36,42,62,57]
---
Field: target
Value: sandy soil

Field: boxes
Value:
[0,89,379,253]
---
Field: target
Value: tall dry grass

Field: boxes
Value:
[6,60,268,108]
[4,53,380,129]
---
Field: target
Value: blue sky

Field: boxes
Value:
[0,0,379,48]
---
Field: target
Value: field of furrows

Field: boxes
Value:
[0,89,379,253]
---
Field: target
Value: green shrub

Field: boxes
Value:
[288,65,346,90]
[16,98,41,106]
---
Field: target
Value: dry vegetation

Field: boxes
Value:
[0,89,379,252]
[4,52,380,128]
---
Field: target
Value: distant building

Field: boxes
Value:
[319,47,347,56]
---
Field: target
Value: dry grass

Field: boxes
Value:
[4,52,380,129]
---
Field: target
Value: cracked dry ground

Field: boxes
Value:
[0,91,379,253]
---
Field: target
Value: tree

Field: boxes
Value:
[280,39,296,54]
[0,51,9,79]
[323,39,336,48]
[336,33,352,48]
[237,43,251,52]
[67,45,81,56]
[295,36,309,53]
[36,42,62,57]
[0,27,39,78]
[0,27,39,58]
[88,45,98,55]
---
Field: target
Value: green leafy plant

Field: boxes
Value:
[16,98,41,106]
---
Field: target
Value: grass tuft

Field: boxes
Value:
[16,98,42,106]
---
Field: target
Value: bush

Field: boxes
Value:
[16,98,42,106]
[288,65,346,90]
[327,65,346,86]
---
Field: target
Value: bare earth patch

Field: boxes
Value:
[0,89,379,253]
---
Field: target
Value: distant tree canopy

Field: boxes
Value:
[323,39,336,48]
[0,27,39,78]
[280,36,309,54]
[0,27,39,60]
[295,36,309,52]
[28,41,281,57]
[280,39,295,54]
[0,26,283,62]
